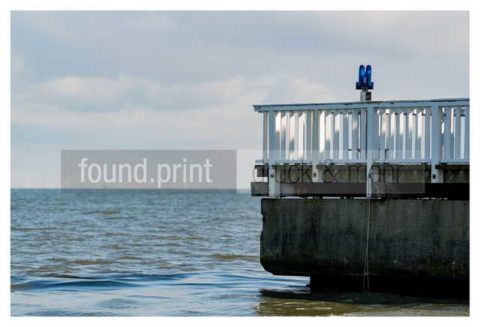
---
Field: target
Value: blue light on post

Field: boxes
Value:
[356,64,374,90]
[366,65,373,89]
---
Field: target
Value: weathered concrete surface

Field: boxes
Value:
[260,199,469,281]
[252,182,469,198]
[255,163,469,183]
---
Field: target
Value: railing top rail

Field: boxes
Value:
[253,98,469,112]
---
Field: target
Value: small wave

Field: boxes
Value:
[83,210,121,215]
[211,254,258,261]
[105,216,129,220]
[12,227,58,231]
[11,272,193,292]
[103,244,124,250]
[12,279,139,291]
[156,235,202,241]
[71,259,116,265]
[38,274,99,280]
[118,256,143,261]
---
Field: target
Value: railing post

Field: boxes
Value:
[305,111,312,162]
[280,112,286,160]
[294,112,299,160]
[443,107,452,161]
[312,110,321,182]
[282,111,292,160]
[405,110,412,159]
[431,105,443,183]
[268,111,280,196]
[341,111,349,160]
[332,112,339,160]
[422,108,431,160]
[268,111,276,162]
[385,109,392,160]
[263,112,268,162]
[412,109,419,159]
[454,107,462,159]
[464,106,469,160]
[366,106,377,197]
[268,164,280,197]
[379,109,385,162]
[349,110,356,161]
[360,110,367,161]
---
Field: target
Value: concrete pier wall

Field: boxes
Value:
[260,199,469,282]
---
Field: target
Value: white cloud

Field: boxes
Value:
[33,75,252,111]
[12,73,338,149]
[12,11,176,48]
[10,11,469,188]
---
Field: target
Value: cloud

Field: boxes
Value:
[13,11,467,56]
[31,75,254,111]
[10,11,469,187]
[17,72,339,110]
[12,74,338,149]
[11,11,468,83]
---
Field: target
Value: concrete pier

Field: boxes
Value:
[260,198,469,296]
[251,98,470,297]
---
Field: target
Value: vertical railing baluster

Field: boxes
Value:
[263,112,268,162]
[394,110,400,160]
[354,110,358,161]
[444,107,452,161]
[379,109,385,162]
[423,108,431,160]
[285,111,291,160]
[349,110,356,161]
[286,111,290,160]
[325,112,331,160]
[342,111,349,160]
[360,110,367,160]
[319,110,325,161]
[399,110,405,160]
[339,112,344,160]
[312,110,319,162]
[275,112,281,160]
[289,112,295,160]
[332,112,339,160]
[268,111,276,162]
[454,107,462,159]
[464,107,469,160]
[305,111,312,162]
[374,108,379,159]
[431,105,443,182]
[338,111,343,160]
[268,111,280,196]
[385,109,392,160]
[404,110,410,160]
[277,112,282,160]
[299,112,305,161]
[366,106,377,197]
[412,109,419,159]
[418,108,423,159]
[296,112,300,160]
[312,110,320,182]
[417,109,422,159]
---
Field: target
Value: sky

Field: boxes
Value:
[11,11,469,188]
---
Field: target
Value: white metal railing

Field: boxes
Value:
[254,98,469,195]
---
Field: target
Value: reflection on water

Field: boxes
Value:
[257,289,468,316]
[11,189,468,316]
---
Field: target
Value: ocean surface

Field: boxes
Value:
[11,189,468,316]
